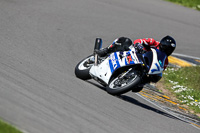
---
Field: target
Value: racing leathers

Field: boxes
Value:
[133,38,168,70]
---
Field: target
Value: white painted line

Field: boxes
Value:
[172,53,200,60]
[136,93,200,130]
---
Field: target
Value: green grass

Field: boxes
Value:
[163,66,200,113]
[0,119,22,133]
[166,0,200,11]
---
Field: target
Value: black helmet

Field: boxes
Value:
[159,35,176,56]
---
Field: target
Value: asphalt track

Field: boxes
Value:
[0,0,199,133]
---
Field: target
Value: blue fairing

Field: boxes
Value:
[109,52,136,73]
[109,53,120,73]
[142,49,166,71]
[142,51,153,70]
[156,49,167,68]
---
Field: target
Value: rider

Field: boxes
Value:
[95,35,176,83]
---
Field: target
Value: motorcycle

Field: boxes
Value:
[75,38,167,95]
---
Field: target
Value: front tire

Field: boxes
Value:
[75,55,94,80]
[106,70,141,95]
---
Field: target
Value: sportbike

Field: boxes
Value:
[75,38,166,95]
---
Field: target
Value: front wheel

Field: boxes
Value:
[75,55,94,80]
[106,70,141,95]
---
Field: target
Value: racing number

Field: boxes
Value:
[127,55,132,64]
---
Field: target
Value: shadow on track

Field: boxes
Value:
[86,80,106,90]
[119,95,183,120]
[86,80,188,123]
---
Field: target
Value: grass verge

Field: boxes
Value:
[0,119,22,133]
[162,66,200,115]
[165,0,200,11]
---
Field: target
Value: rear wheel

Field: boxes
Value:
[106,70,141,95]
[75,55,94,80]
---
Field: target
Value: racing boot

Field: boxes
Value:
[94,48,109,57]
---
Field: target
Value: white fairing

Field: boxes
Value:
[89,58,112,84]
[89,48,142,84]
[89,47,165,85]
[148,49,164,74]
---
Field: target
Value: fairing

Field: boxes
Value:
[89,48,167,84]
[89,48,142,84]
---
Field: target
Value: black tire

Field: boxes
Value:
[75,55,94,80]
[106,70,141,95]
[132,86,143,92]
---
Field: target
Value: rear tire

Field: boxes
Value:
[75,55,94,80]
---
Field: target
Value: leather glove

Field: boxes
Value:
[134,43,144,53]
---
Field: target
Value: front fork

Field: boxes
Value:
[94,38,103,66]
[119,68,133,79]
[94,54,98,66]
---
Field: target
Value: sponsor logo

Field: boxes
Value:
[110,54,118,70]
[115,42,121,45]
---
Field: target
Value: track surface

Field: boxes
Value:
[0,0,199,133]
